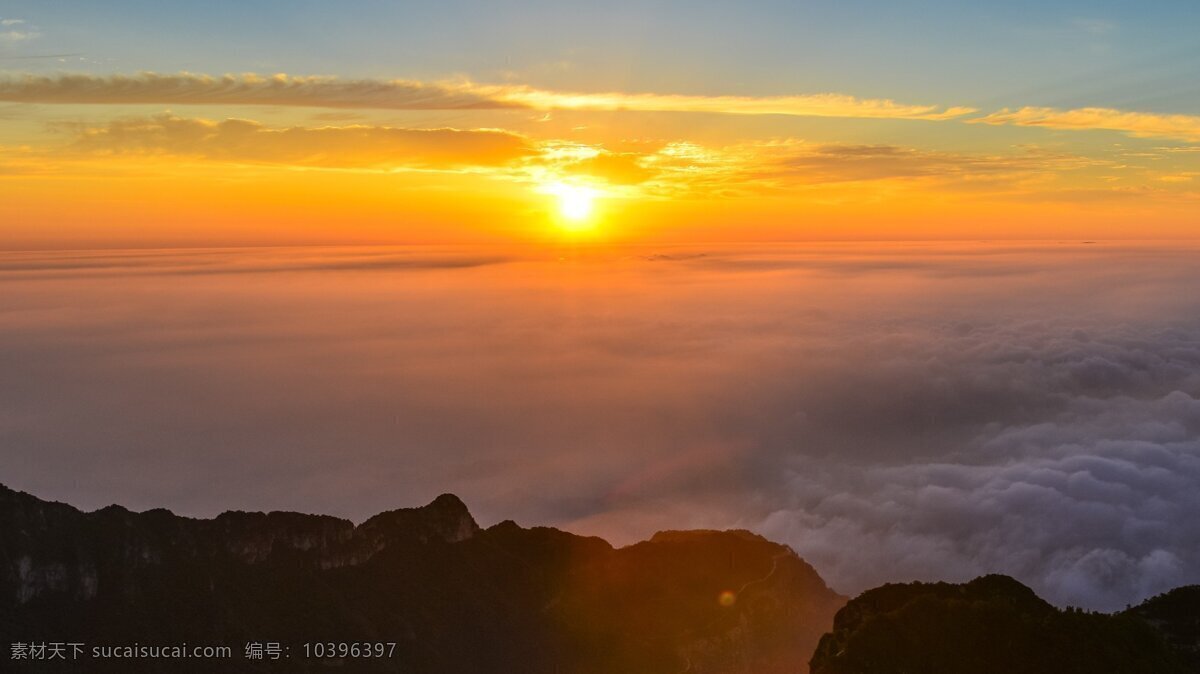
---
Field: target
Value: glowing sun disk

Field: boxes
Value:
[550,183,597,224]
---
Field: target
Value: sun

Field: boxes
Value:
[559,187,594,221]
[546,182,598,230]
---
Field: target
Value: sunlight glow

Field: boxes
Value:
[545,182,599,231]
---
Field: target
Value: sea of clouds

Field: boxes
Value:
[1,242,1198,610]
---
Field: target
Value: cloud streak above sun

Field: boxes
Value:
[0,72,521,110]
[469,84,978,121]
[0,71,975,121]
[6,72,1200,143]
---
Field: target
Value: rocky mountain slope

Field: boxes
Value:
[6,483,1197,673]
[0,484,845,673]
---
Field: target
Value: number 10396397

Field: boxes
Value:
[302,642,397,658]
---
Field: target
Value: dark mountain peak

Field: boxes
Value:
[0,485,86,543]
[829,573,1051,631]
[1127,585,1200,670]
[962,573,1047,605]
[358,492,480,545]
[427,492,470,513]
[92,503,132,517]
[1131,584,1200,616]
[0,483,76,514]
[488,518,520,532]
[811,575,1191,674]
[480,521,615,561]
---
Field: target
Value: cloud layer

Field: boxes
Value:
[48,117,1079,196]
[9,72,1200,143]
[3,243,1200,612]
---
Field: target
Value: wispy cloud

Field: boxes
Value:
[0,53,83,61]
[759,142,1072,184]
[1070,17,1116,36]
[61,114,534,168]
[0,71,976,121]
[467,84,978,121]
[610,140,1098,198]
[975,106,1200,142]
[0,17,39,45]
[0,247,512,279]
[0,29,39,44]
[0,72,523,110]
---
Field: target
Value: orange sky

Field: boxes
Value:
[2,74,1199,248]
[5,1,1200,248]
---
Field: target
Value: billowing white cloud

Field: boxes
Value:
[763,388,1200,611]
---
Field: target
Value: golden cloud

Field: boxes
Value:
[974,106,1200,142]
[466,84,978,121]
[564,152,657,185]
